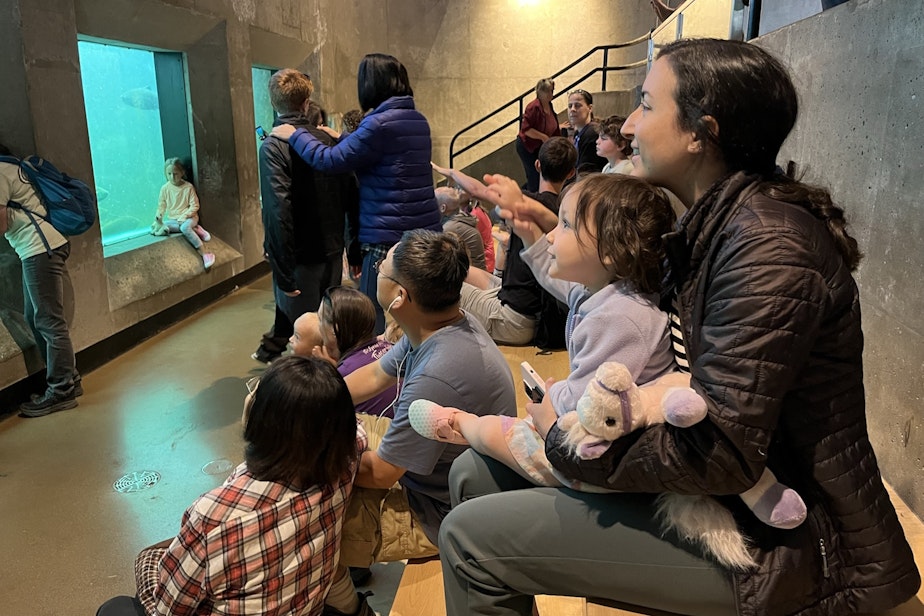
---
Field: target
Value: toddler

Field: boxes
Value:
[411,173,675,483]
[596,115,634,175]
[153,157,215,269]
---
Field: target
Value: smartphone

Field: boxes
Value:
[256,125,268,141]
[520,361,546,403]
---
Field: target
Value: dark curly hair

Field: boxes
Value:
[570,173,675,295]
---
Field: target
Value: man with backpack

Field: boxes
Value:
[1,143,82,417]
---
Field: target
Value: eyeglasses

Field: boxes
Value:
[375,258,402,286]
[374,258,412,302]
[245,376,260,395]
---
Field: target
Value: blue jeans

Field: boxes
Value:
[165,214,201,250]
[21,243,79,397]
[360,244,392,335]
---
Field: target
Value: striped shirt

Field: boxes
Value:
[135,424,367,616]
[668,293,690,373]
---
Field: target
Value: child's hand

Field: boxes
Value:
[526,377,559,439]
[510,217,544,248]
[311,344,338,366]
[481,174,525,216]
[271,124,297,141]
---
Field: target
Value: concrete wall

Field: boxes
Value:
[309,0,656,169]
[756,0,923,516]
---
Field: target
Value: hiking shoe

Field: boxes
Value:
[20,391,78,418]
[251,348,280,365]
[349,566,373,586]
[203,253,216,270]
[323,591,375,616]
[195,225,212,242]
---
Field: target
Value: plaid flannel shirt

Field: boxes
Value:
[135,422,367,616]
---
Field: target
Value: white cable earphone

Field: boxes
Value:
[386,293,401,313]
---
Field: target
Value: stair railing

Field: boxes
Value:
[448,33,649,169]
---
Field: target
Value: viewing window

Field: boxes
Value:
[252,67,276,160]
[78,40,192,248]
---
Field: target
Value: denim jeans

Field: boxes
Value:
[165,214,201,249]
[21,243,79,397]
[360,244,392,335]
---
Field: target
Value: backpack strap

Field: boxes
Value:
[6,200,53,256]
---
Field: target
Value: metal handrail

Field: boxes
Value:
[448,33,651,168]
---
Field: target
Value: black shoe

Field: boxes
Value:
[19,391,78,418]
[251,347,280,364]
[323,591,374,616]
[349,566,373,586]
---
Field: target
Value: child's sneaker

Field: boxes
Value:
[203,253,216,270]
[195,225,212,242]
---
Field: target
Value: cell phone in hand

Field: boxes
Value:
[521,361,545,403]
[256,125,268,141]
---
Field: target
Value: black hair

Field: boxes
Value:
[538,137,577,183]
[392,229,469,313]
[659,38,861,270]
[305,102,324,127]
[244,356,357,490]
[357,53,413,112]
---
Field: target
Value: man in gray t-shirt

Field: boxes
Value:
[327,229,515,613]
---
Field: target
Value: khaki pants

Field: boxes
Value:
[340,414,439,567]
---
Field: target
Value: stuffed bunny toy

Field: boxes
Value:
[558,362,807,569]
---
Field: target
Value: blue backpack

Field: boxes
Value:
[1,154,97,252]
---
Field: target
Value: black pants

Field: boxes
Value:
[96,596,146,616]
[515,139,540,193]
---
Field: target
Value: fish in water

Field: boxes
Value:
[120,87,159,110]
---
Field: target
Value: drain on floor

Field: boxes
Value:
[113,470,161,493]
[201,458,234,476]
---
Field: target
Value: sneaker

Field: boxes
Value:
[19,391,78,418]
[31,381,82,402]
[202,253,216,270]
[195,225,212,242]
[349,566,373,586]
[323,591,375,616]
[251,348,280,365]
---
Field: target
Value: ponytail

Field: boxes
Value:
[762,165,862,271]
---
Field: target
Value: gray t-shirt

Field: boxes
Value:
[377,312,516,542]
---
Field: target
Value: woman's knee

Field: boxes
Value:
[448,449,530,506]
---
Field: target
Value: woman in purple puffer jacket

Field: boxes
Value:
[273,53,440,333]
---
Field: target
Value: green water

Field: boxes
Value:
[77,41,276,246]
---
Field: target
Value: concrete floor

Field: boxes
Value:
[0,275,404,615]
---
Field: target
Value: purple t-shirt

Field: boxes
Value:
[339,338,399,418]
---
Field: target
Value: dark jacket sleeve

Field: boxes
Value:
[547,216,830,494]
[259,138,298,293]
[289,121,384,174]
[344,175,363,267]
